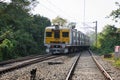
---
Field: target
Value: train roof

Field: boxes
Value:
[45,26,71,29]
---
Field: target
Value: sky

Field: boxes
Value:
[3,0,120,32]
[31,0,120,33]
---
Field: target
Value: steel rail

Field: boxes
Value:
[89,50,113,80]
[65,53,81,80]
[0,54,49,66]
[0,55,59,75]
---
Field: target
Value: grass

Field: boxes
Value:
[104,54,120,68]
[114,58,120,67]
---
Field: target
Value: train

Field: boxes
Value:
[44,25,90,54]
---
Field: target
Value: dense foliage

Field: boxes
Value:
[93,25,119,54]
[109,2,120,23]
[92,2,120,55]
[0,0,51,61]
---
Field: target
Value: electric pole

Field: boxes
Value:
[93,21,97,47]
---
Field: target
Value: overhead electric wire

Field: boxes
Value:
[83,0,86,24]
[38,1,73,23]
[46,0,79,22]
[38,0,86,26]
[38,2,60,16]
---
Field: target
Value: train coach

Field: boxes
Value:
[44,25,90,54]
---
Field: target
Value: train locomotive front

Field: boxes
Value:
[44,25,90,54]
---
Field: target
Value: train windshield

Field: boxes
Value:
[54,30,60,38]
[62,32,69,37]
[46,32,52,37]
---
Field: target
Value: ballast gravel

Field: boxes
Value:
[95,55,120,80]
[1,52,120,80]
[72,51,105,80]
[0,54,77,80]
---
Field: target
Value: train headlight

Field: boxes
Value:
[48,45,50,48]
[62,45,65,48]
[46,49,49,53]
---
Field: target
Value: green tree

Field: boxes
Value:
[96,25,117,54]
[108,2,120,52]
[93,2,120,55]
[52,16,67,26]
[0,0,51,60]
[0,39,13,60]
[109,2,120,22]
[116,28,120,33]
[102,25,117,35]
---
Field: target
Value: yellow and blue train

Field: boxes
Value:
[44,25,90,54]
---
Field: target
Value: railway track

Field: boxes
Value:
[0,51,115,80]
[0,54,48,66]
[0,54,60,75]
[65,50,113,80]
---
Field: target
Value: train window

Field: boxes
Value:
[46,32,52,37]
[54,30,60,38]
[62,32,69,37]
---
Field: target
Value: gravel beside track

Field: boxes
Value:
[95,55,120,80]
[1,51,119,80]
[72,51,106,80]
[0,53,77,80]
